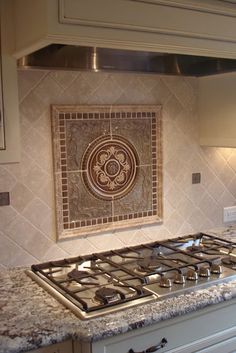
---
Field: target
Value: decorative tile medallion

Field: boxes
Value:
[82,135,139,200]
[51,105,162,239]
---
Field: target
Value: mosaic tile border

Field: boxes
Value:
[51,105,163,239]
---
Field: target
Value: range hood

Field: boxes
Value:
[17,44,236,77]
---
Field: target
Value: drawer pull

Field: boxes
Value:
[128,337,168,353]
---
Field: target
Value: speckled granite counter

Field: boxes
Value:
[1,226,236,353]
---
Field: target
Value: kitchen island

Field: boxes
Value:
[1,227,236,353]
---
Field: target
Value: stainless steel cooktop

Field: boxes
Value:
[26,233,236,320]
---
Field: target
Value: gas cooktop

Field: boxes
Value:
[26,233,236,320]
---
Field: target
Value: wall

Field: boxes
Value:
[0,70,236,268]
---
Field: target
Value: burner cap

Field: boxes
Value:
[67,269,90,281]
[138,258,162,272]
[95,287,121,304]
[186,245,203,252]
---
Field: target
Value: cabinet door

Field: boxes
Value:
[27,340,73,353]
[199,72,236,147]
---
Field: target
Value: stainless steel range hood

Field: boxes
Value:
[17,44,236,77]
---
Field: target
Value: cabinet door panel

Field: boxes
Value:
[27,340,73,353]
[198,336,236,353]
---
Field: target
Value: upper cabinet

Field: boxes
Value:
[12,0,236,59]
[199,72,236,148]
[0,0,20,163]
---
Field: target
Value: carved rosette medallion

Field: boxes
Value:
[82,136,139,200]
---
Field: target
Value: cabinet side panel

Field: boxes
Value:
[0,0,20,164]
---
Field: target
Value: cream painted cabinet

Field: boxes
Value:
[85,299,236,353]
[12,0,236,60]
[24,340,73,353]
[199,72,236,148]
[0,0,20,163]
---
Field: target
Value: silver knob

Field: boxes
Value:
[159,277,172,288]
[199,266,211,278]
[210,264,223,274]
[186,269,198,281]
[174,273,185,284]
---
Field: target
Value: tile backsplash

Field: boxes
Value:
[0,70,236,268]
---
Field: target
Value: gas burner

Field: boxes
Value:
[138,257,162,272]
[222,256,236,269]
[95,287,124,304]
[186,244,221,256]
[68,270,90,279]
[67,269,97,284]
[186,244,204,252]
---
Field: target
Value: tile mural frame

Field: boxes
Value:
[52,105,163,239]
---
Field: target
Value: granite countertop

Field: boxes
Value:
[1,226,236,353]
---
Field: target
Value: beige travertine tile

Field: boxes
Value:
[113,228,150,246]
[59,237,98,255]
[228,152,236,172]
[143,224,171,241]
[22,198,52,232]
[20,74,62,123]
[0,231,37,267]
[0,167,17,191]
[227,177,236,198]
[92,75,123,103]
[49,71,78,90]
[165,210,185,234]
[0,206,18,232]
[207,178,226,202]
[82,72,109,89]
[41,243,70,261]
[23,163,49,195]
[4,215,54,260]
[10,183,34,213]
[17,69,47,102]
[59,74,94,104]
[163,94,183,120]
[218,189,236,207]
[88,232,125,250]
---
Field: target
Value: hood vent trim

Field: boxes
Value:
[17,44,236,77]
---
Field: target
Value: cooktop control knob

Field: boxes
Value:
[210,264,223,274]
[186,269,198,281]
[159,276,172,288]
[174,272,185,284]
[199,266,211,278]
